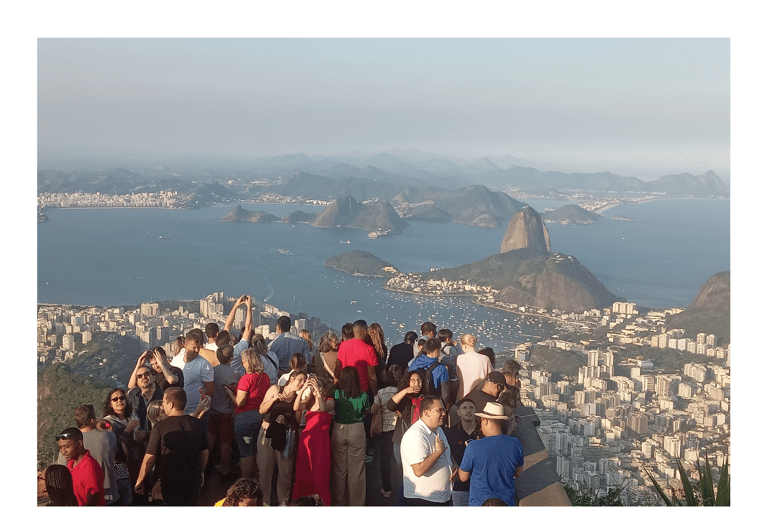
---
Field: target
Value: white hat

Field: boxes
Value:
[475,401,509,420]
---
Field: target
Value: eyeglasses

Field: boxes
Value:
[111,396,126,402]
[136,372,151,379]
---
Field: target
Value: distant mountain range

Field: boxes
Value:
[39,151,729,200]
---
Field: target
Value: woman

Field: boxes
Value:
[299,328,315,361]
[277,352,307,387]
[214,478,264,507]
[103,388,145,486]
[225,348,271,482]
[251,333,279,385]
[330,366,370,507]
[371,364,403,499]
[368,323,389,383]
[386,369,425,468]
[146,399,166,428]
[292,375,335,506]
[257,369,307,506]
[41,464,79,506]
[314,331,339,384]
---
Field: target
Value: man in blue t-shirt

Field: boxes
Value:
[458,401,524,506]
[408,337,450,406]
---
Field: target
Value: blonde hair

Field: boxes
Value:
[241,348,264,374]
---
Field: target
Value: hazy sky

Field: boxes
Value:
[38,38,729,180]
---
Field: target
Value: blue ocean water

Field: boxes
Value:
[37,199,729,350]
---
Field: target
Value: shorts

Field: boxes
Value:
[209,412,234,444]
[234,409,263,458]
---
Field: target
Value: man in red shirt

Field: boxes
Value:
[335,319,378,396]
[57,427,105,506]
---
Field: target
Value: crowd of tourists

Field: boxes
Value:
[37,294,526,506]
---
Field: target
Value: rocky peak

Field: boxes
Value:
[500,206,551,254]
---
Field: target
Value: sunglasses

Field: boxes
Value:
[111,396,126,402]
[136,372,151,379]
[56,432,76,441]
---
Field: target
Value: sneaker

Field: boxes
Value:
[379,489,392,498]
[365,454,374,463]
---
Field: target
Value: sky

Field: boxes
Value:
[37,37,730,181]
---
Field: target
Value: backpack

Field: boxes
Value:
[418,360,442,397]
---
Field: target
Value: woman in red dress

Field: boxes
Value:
[291,375,335,505]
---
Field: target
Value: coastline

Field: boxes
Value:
[595,196,729,215]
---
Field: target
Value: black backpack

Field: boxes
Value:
[418,360,442,397]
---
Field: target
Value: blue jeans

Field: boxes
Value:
[234,409,263,457]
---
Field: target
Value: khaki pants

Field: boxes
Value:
[331,422,366,506]
[257,422,296,505]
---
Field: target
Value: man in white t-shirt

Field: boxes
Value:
[400,395,455,505]
[456,333,492,400]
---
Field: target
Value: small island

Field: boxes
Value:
[325,250,400,277]
[222,205,317,224]
[542,204,602,225]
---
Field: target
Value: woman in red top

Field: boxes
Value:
[226,348,271,481]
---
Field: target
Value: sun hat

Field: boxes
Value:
[474,401,509,420]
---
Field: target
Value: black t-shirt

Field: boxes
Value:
[445,422,484,491]
[146,414,208,479]
[386,342,413,372]
[463,387,497,416]
[155,366,184,390]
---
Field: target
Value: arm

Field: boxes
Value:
[226,386,249,409]
[293,379,312,412]
[515,464,524,478]
[259,385,281,415]
[440,380,451,408]
[458,468,471,482]
[224,295,245,333]
[134,453,157,494]
[203,380,215,398]
[243,296,254,339]
[128,352,149,390]
[367,365,378,396]
[411,435,447,477]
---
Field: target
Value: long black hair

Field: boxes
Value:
[44,464,79,506]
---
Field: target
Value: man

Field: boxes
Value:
[387,330,417,371]
[192,327,219,367]
[134,387,209,506]
[128,348,181,391]
[463,371,507,416]
[57,427,105,506]
[444,398,483,507]
[456,333,492,400]
[413,321,437,358]
[56,405,119,505]
[269,315,311,375]
[204,322,220,351]
[180,331,215,416]
[437,328,460,408]
[208,344,238,478]
[458,402,524,506]
[400,395,454,506]
[335,319,378,396]
[128,364,165,434]
[409,337,450,406]
[148,346,184,389]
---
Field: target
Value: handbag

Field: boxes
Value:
[282,426,298,459]
[371,407,383,436]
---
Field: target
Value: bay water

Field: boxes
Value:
[37,198,729,352]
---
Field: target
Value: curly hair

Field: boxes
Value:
[222,478,263,506]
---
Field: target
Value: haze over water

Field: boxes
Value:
[37,198,729,351]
